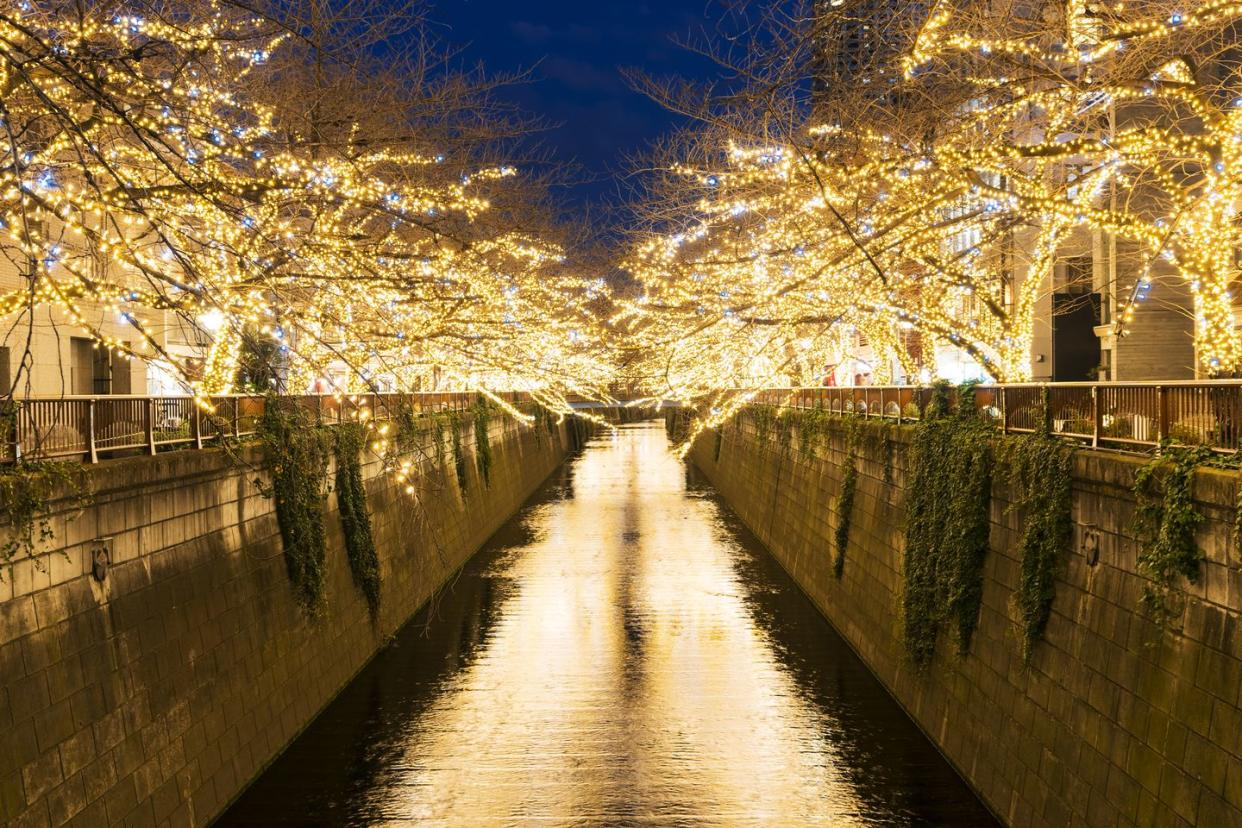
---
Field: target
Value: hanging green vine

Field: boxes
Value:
[777,409,798,455]
[1133,444,1211,629]
[1233,470,1242,560]
[828,417,868,579]
[390,402,420,454]
[334,424,380,615]
[569,415,591,449]
[0,461,91,568]
[882,437,896,486]
[664,408,685,443]
[431,415,448,472]
[752,405,777,444]
[473,402,494,487]
[797,407,830,460]
[258,398,331,613]
[833,459,858,579]
[451,415,469,495]
[902,383,994,667]
[713,428,723,462]
[531,404,558,446]
[1001,431,1074,662]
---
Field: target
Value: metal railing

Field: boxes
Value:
[13,382,1242,462]
[1,391,529,464]
[751,381,1242,453]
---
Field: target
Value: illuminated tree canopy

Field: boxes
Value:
[617,0,1242,434]
[6,0,1242,433]
[0,0,614,412]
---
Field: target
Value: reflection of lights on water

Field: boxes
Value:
[370,422,867,822]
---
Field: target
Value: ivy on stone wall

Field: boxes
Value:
[751,405,777,445]
[664,408,685,443]
[0,460,91,568]
[1001,431,1074,662]
[1134,444,1211,630]
[431,415,448,472]
[473,401,494,487]
[726,391,1226,663]
[833,459,857,579]
[334,424,380,615]
[777,408,797,456]
[797,407,831,460]
[531,404,558,446]
[569,415,591,449]
[902,383,994,667]
[391,402,420,454]
[258,397,331,613]
[882,438,895,486]
[451,416,469,495]
[1235,479,1242,561]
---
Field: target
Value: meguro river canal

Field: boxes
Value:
[217,420,997,826]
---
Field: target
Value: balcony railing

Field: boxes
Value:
[0,392,530,464]
[751,381,1242,454]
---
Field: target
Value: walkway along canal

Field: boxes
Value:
[216,420,996,825]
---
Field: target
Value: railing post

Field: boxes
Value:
[1041,385,1052,433]
[1157,385,1168,443]
[1000,386,1009,434]
[192,403,203,450]
[233,398,241,439]
[146,398,156,455]
[8,400,21,463]
[1091,386,1101,449]
[87,399,98,463]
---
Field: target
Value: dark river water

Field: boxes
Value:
[217,420,997,826]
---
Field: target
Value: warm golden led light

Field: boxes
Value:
[0,0,616,416]
[621,0,1242,445]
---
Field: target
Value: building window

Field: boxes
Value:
[1059,254,1093,296]
[70,337,129,395]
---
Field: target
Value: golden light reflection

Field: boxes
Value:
[365,422,875,825]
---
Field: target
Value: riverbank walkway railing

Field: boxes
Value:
[0,392,532,464]
[753,381,1242,454]
[8,381,1242,464]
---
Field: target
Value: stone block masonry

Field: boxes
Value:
[0,414,570,827]
[688,411,1242,828]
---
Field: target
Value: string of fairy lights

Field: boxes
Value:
[6,0,1242,446]
[619,0,1242,439]
[0,1,615,420]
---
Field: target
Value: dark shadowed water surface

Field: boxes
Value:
[217,420,997,826]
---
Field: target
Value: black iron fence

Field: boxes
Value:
[1,392,529,464]
[751,381,1242,453]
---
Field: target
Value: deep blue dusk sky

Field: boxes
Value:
[427,1,728,218]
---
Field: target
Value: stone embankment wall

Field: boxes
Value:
[1,414,569,827]
[688,412,1242,828]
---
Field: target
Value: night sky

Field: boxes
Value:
[427,1,728,220]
